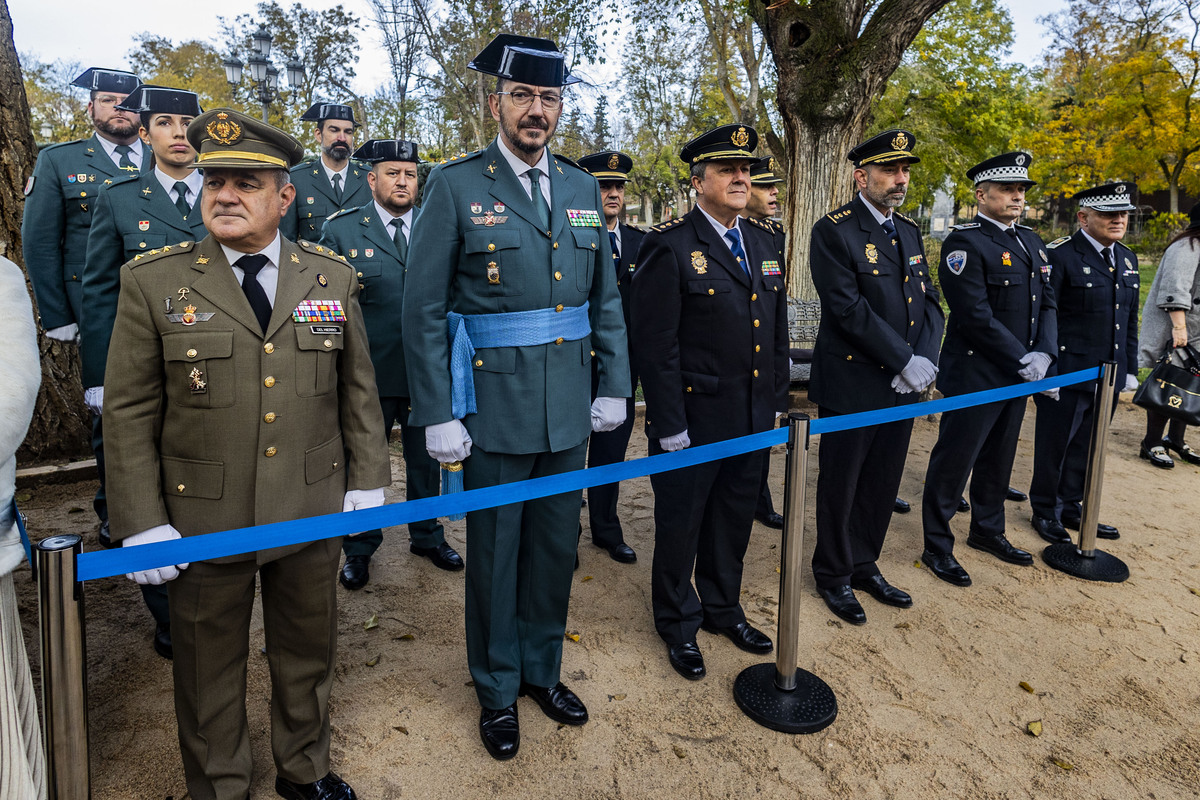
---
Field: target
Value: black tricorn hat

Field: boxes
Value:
[578,151,632,181]
[71,67,142,94]
[469,33,581,87]
[299,103,357,125]
[353,139,422,164]
[116,86,202,117]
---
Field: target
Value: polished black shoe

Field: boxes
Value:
[597,541,637,563]
[1140,443,1175,469]
[667,641,706,680]
[519,681,588,725]
[339,555,370,590]
[755,511,785,529]
[700,619,773,653]
[957,497,971,513]
[153,622,173,660]
[1060,514,1119,540]
[850,574,913,608]
[1006,486,1028,502]
[275,771,357,800]
[893,497,911,514]
[1031,514,1071,544]
[816,585,867,624]
[479,704,520,761]
[98,520,116,549]
[966,533,1033,565]
[410,542,464,571]
[921,550,972,586]
[1163,437,1200,465]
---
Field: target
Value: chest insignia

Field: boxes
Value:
[189,367,206,394]
[317,273,328,285]
[1001,251,1012,267]
[865,243,879,264]
[691,251,708,275]
[945,250,967,275]
[364,249,374,258]
[291,253,301,264]
[1125,257,1134,270]
[472,212,509,227]
[141,187,152,196]
[307,197,315,205]
[470,202,483,214]
[761,260,782,276]
[293,300,346,322]
[1039,250,1048,262]
[349,249,357,258]
[567,208,602,227]
[494,202,506,213]
[908,254,923,266]
[138,220,149,231]
[487,261,500,284]
[177,287,190,303]
[166,304,214,325]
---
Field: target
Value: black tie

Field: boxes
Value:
[114,144,135,171]
[1101,247,1114,272]
[236,254,272,333]
[173,181,191,218]
[881,216,896,243]
[331,173,343,202]
[392,219,408,262]
[1004,227,1018,240]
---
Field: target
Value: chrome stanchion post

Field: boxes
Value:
[1041,361,1129,582]
[36,534,90,800]
[733,413,837,733]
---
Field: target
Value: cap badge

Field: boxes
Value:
[1116,184,1126,193]
[891,131,909,150]
[731,126,750,148]
[691,250,708,274]
[1016,154,1026,166]
[607,153,620,170]
[768,157,776,172]
[206,113,243,146]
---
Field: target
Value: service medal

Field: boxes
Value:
[487,261,500,284]
[494,202,505,213]
[470,202,483,214]
[189,367,206,394]
[691,251,708,274]
[1001,251,1012,267]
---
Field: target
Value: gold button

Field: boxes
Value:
[554,271,562,280]
[708,289,715,295]
[686,386,693,392]
[846,355,853,361]
[553,242,559,250]
[264,376,275,388]
[186,348,197,358]
[264,343,274,354]
[753,369,759,377]
[555,337,564,345]
[753,319,760,327]
[555,304,564,312]
[357,271,363,278]
[872,269,879,275]
[487,243,496,252]
[907,297,912,303]
[264,412,276,423]
[475,359,483,367]
[324,339,333,348]
[755,345,761,352]
[177,484,185,493]
[905,276,909,283]
[751,293,757,301]
[139,241,146,248]
[265,447,277,457]
[591,242,597,249]
[80,191,86,197]
[910,321,915,327]
[590,350,595,356]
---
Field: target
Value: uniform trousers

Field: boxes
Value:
[650,444,761,645]
[923,397,1027,553]
[1030,389,1113,521]
[813,411,913,588]
[343,396,443,558]
[586,394,636,547]
[756,457,777,517]
[463,441,587,710]
[168,537,340,800]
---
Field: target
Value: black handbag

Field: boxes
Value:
[1133,343,1200,425]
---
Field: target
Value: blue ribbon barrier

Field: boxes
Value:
[73,366,1099,582]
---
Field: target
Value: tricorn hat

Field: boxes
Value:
[71,67,142,94]
[299,103,357,125]
[353,139,422,164]
[468,33,581,87]
[116,85,202,117]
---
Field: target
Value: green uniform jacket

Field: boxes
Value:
[318,204,420,398]
[21,134,147,329]
[281,159,371,242]
[402,140,630,454]
[103,236,390,564]
[80,173,208,389]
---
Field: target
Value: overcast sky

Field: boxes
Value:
[8,0,1062,96]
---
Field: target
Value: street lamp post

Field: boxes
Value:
[223,25,306,122]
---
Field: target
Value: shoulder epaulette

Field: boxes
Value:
[290,158,317,173]
[38,138,88,155]
[624,223,648,233]
[651,218,685,233]
[950,222,981,230]
[130,239,195,265]
[895,212,919,228]
[552,153,583,172]
[326,204,366,223]
[1046,236,1071,249]
[825,207,853,224]
[440,149,484,166]
[298,239,352,266]
[744,216,775,233]
[105,173,141,189]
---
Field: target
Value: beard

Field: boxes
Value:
[500,111,553,156]
[867,185,906,209]
[324,142,351,161]
[95,114,137,139]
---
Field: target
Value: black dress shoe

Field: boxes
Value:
[275,771,357,800]
[966,533,1033,565]
[153,622,173,660]
[339,555,370,590]
[921,550,972,586]
[667,641,706,680]
[816,585,867,624]
[850,574,913,608]
[957,497,971,513]
[1060,514,1119,540]
[700,619,773,653]
[1140,443,1175,469]
[597,541,636,563]
[98,520,116,549]
[1006,487,1028,502]
[893,497,911,514]
[410,542,464,571]
[754,511,785,529]
[1163,436,1200,465]
[1031,514,1071,544]
[479,704,520,760]
[519,681,588,725]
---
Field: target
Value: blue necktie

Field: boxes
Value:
[725,228,749,274]
[609,230,619,271]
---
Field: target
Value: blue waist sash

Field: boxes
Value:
[448,301,592,419]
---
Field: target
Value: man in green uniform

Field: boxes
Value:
[281,103,370,242]
[104,108,389,800]
[403,34,630,760]
[318,138,463,590]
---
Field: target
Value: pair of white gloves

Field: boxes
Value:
[890,355,939,394]
[659,411,785,453]
[1040,366,1139,400]
[123,487,386,585]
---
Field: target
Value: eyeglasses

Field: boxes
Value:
[495,90,563,110]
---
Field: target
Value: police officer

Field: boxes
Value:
[318,139,464,589]
[1030,183,1139,543]
[809,130,944,624]
[402,35,629,760]
[281,103,370,242]
[22,67,144,548]
[632,124,788,681]
[578,150,642,564]
[922,152,1057,587]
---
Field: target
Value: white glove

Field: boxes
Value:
[343,487,385,512]
[123,524,189,585]
[1123,374,1139,393]
[425,419,472,462]
[84,386,104,415]
[899,355,938,392]
[890,373,917,394]
[660,430,691,452]
[1018,351,1052,382]
[590,396,626,432]
[1040,387,1060,401]
[45,323,78,343]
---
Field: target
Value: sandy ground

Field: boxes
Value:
[12,392,1200,800]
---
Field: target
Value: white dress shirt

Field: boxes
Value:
[223,234,282,305]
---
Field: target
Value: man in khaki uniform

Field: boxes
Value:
[103,108,388,800]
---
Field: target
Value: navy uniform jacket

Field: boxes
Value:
[808,197,944,414]
[1045,231,1139,391]
[937,218,1058,397]
[318,204,421,398]
[612,223,645,345]
[22,134,148,329]
[282,159,371,242]
[80,173,208,389]
[631,210,789,445]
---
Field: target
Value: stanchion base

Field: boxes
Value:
[732,663,837,734]
[1042,544,1129,582]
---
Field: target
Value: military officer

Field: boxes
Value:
[318,138,463,589]
[808,130,944,624]
[104,108,389,800]
[22,66,144,548]
[403,35,629,760]
[578,150,642,564]
[281,103,370,243]
[1030,183,1139,544]
[631,124,788,681]
[921,152,1058,587]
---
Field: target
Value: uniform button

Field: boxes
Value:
[139,241,146,248]
[475,359,483,367]
[967,350,974,356]
[553,242,559,249]
[751,293,757,301]
[264,412,276,423]
[554,271,562,280]
[1115,324,1120,329]
[1032,295,1037,301]
[357,271,363,278]
[1003,280,1010,286]
[753,369,759,377]
[1115,344,1119,349]
[591,242,597,249]
[590,350,595,356]
[846,355,852,361]
[1115,303,1120,309]
[265,447,277,457]
[264,376,275,388]
[1060,345,1067,351]
[324,339,333,348]
[177,484,185,493]
[708,288,715,295]
[755,345,761,352]
[556,304,564,312]
[186,348,197,358]
[907,297,912,303]
[264,342,274,354]
[686,386,693,392]
[872,269,879,275]
[487,243,496,251]
[555,337,564,345]
[1086,282,1093,287]
[904,276,909,283]
[910,320,915,327]
[753,319,760,327]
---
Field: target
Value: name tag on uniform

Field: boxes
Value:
[292,300,346,322]
[566,209,602,227]
[311,325,342,334]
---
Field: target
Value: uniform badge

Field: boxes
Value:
[1039,250,1048,262]
[494,202,505,213]
[292,299,346,322]
[567,209,602,227]
[470,202,483,214]
[349,249,357,258]
[181,305,198,326]
[1001,251,1012,267]
[1082,266,1091,275]
[22,176,34,195]
[206,112,242,145]
[761,260,782,276]
[487,261,500,284]
[307,197,315,205]
[865,243,879,264]
[908,254,923,266]
[291,253,301,264]
[364,249,374,258]
[88,174,95,182]
[1125,257,1133,270]
[946,250,967,275]
[1041,263,1051,280]
[317,273,328,286]
[177,287,190,303]
[138,220,149,231]
[68,174,76,183]
[731,126,750,148]
[691,251,708,274]
[607,153,620,170]
[188,367,206,394]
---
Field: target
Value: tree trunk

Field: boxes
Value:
[0,0,92,462]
